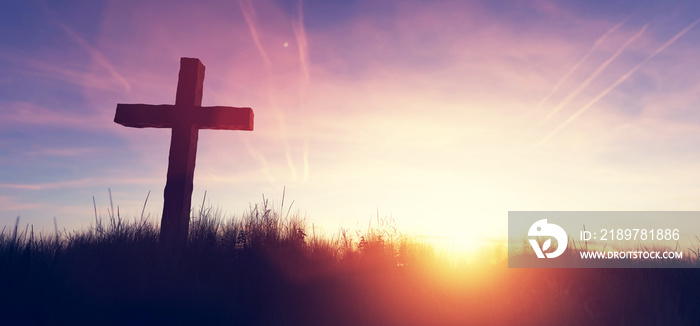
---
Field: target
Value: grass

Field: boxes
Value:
[2,193,700,325]
[0,193,420,325]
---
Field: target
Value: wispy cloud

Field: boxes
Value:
[24,147,100,157]
[293,0,310,183]
[293,0,310,83]
[0,177,161,191]
[539,23,647,125]
[0,195,44,211]
[539,18,700,146]
[53,22,130,92]
[243,138,276,184]
[0,53,128,92]
[35,0,130,92]
[275,108,300,181]
[0,102,104,129]
[237,0,305,181]
[238,0,272,69]
[534,18,628,114]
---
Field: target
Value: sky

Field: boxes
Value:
[2,0,700,253]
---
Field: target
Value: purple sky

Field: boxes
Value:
[2,0,700,252]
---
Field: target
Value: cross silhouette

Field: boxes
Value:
[114,57,254,246]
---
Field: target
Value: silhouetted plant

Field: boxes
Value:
[3,192,698,325]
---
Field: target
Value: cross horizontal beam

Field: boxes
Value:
[113,57,255,248]
[114,104,254,130]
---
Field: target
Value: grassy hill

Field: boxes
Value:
[2,197,700,325]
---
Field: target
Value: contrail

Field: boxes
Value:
[56,21,130,91]
[238,0,272,69]
[266,95,300,181]
[238,0,310,182]
[238,0,300,180]
[293,0,311,183]
[534,19,628,114]
[293,0,311,83]
[37,0,130,91]
[285,144,299,181]
[243,139,276,183]
[539,23,647,125]
[538,18,700,146]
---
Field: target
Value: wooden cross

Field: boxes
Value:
[114,57,254,246]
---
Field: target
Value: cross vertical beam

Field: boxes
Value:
[162,58,204,246]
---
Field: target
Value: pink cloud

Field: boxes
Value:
[0,102,102,128]
[0,177,161,191]
[0,195,45,211]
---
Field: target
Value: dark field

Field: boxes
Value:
[2,198,700,325]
